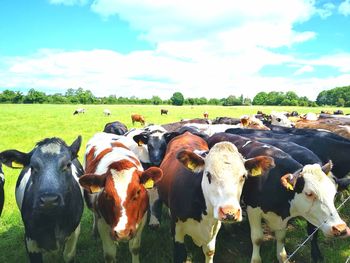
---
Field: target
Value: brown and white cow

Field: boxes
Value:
[79,132,163,263]
[157,131,274,263]
[131,114,145,126]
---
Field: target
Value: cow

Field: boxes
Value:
[203,111,209,119]
[160,109,168,115]
[103,121,128,135]
[157,131,274,263]
[0,163,4,216]
[212,116,241,125]
[73,108,85,115]
[103,109,111,116]
[161,118,210,132]
[208,133,350,263]
[131,114,145,126]
[270,111,294,127]
[334,110,344,115]
[79,132,163,263]
[0,136,84,263]
[300,112,318,121]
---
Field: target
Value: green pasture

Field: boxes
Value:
[0,104,349,262]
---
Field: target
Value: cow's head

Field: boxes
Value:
[177,142,275,222]
[270,112,294,127]
[240,115,270,130]
[281,162,350,237]
[133,126,168,167]
[0,136,82,213]
[79,163,162,241]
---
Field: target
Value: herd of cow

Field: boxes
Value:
[0,110,350,263]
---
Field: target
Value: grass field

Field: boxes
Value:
[0,104,349,263]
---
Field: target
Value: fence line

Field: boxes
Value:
[283,194,350,263]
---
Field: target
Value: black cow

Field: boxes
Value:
[0,163,4,216]
[211,116,241,125]
[161,109,168,115]
[208,133,350,263]
[334,110,344,115]
[0,137,84,263]
[103,120,128,135]
[226,128,350,183]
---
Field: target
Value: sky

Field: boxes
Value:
[0,0,350,100]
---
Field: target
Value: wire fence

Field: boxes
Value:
[283,194,350,263]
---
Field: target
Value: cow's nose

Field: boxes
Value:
[114,229,132,241]
[39,194,61,208]
[331,223,348,236]
[219,206,241,222]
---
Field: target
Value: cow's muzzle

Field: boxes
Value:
[331,224,350,238]
[38,193,63,209]
[218,206,241,222]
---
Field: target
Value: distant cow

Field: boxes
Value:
[0,163,4,216]
[208,133,350,263]
[131,114,145,126]
[73,108,85,115]
[203,111,209,119]
[334,110,344,115]
[160,109,168,115]
[270,111,294,127]
[103,120,128,135]
[80,132,163,262]
[157,131,273,263]
[103,109,111,116]
[212,116,241,125]
[0,137,84,262]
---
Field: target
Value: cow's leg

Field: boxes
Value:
[147,188,162,229]
[129,214,147,263]
[63,224,81,263]
[25,237,43,263]
[247,206,263,263]
[202,221,221,263]
[97,218,116,263]
[173,222,187,263]
[307,222,323,263]
[275,228,288,263]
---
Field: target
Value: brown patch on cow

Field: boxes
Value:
[245,156,275,176]
[111,141,129,150]
[131,114,145,125]
[123,171,149,235]
[85,147,113,174]
[127,155,141,167]
[98,174,122,228]
[109,159,137,172]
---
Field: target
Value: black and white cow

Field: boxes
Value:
[208,133,350,263]
[0,137,84,263]
[0,163,4,216]
[103,120,128,135]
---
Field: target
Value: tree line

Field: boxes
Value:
[0,86,349,106]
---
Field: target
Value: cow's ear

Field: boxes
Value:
[70,136,82,159]
[240,117,249,127]
[280,173,297,191]
[0,149,31,169]
[79,173,106,193]
[245,156,275,177]
[139,167,163,189]
[322,160,333,176]
[177,150,205,173]
[164,132,180,144]
[133,133,149,146]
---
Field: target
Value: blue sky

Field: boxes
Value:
[1,0,350,100]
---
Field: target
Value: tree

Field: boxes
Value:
[170,92,184,106]
[23,88,47,104]
[151,96,162,105]
[252,92,268,105]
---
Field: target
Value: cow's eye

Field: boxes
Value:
[132,189,141,201]
[63,162,72,171]
[240,174,247,182]
[207,172,212,184]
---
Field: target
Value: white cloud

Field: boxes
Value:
[339,0,350,16]
[316,2,335,19]
[293,65,314,75]
[48,0,88,6]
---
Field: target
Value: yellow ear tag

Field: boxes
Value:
[144,178,154,189]
[286,182,294,191]
[12,161,23,168]
[138,140,144,146]
[187,161,197,172]
[90,185,101,193]
[251,167,262,176]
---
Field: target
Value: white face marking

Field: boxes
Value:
[290,164,345,236]
[201,142,245,220]
[40,143,61,154]
[111,167,136,234]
